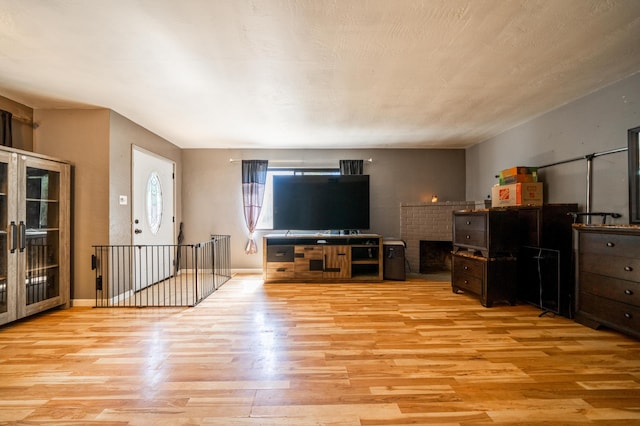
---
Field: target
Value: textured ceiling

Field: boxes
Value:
[1,0,640,149]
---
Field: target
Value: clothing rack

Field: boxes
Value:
[534,147,627,224]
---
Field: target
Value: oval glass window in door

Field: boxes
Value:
[146,172,163,234]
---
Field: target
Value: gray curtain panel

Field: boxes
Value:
[0,110,12,147]
[241,160,269,254]
[339,159,363,175]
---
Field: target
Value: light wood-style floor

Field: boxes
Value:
[1,273,639,425]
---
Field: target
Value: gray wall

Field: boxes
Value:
[108,111,183,246]
[466,71,640,222]
[34,109,111,301]
[182,148,466,270]
[34,109,183,302]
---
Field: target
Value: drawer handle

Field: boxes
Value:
[464,280,469,284]
[466,235,471,239]
[606,242,615,247]
[466,221,471,225]
[624,289,634,296]
[463,266,469,270]
[624,266,633,272]
[277,268,286,272]
[624,312,633,319]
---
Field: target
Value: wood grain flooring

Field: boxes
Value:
[0,273,639,425]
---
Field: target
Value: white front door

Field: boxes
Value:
[132,146,175,291]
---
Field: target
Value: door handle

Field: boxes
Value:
[18,221,26,252]
[9,221,17,253]
[134,229,142,234]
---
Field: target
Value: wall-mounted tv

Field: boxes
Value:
[273,175,370,231]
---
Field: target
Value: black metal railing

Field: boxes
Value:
[92,235,231,307]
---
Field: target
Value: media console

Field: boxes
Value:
[263,234,383,282]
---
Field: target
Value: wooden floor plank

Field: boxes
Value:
[1,273,639,424]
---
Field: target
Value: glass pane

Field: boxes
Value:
[0,162,6,314]
[146,172,163,235]
[25,167,60,305]
[26,230,59,305]
[26,167,60,230]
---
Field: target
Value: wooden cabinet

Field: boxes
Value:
[0,148,71,327]
[453,209,519,257]
[451,209,518,307]
[263,235,382,282]
[294,245,323,280]
[452,252,517,307]
[322,245,351,279]
[574,225,640,339]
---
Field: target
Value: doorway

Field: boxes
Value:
[131,146,175,291]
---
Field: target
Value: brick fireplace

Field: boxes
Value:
[400,201,481,274]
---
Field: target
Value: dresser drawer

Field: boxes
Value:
[267,262,295,280]
[454,230,487,249]
[579,232,640,258]
[580,252,640,282]
[579,292,640,335]
[453,254,484,278]
[451,253,517,307]
[453,215,487,247]
[294,245,324,279]
[295,245,323,259]
[266,245,294,262]
[580,271,640,306]
[452,210,518,256]
[454,214,486,231]
[452,253,484,296]
[452,271,483,296]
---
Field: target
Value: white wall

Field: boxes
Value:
[466,71,640,223]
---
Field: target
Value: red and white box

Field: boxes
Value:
[491,182,543,207]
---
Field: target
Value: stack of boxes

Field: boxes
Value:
[491,166,543,207]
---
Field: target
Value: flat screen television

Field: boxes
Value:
[273,175,370,231]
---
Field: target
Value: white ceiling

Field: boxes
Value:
[1,0,640,150]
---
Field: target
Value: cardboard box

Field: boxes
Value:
[498,173,538,185]
[500,166,538,178]
[491,182,543,207]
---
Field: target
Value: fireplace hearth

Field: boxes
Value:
[420,240,452,273]
[400,201,480,274]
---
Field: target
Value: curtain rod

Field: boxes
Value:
[229,158,373,164]
[10,113,34,126]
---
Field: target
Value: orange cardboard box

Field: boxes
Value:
[499,174,538,185]
[499,166,538,177]
[491,182,543,207]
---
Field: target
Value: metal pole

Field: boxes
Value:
[533,146,627,225]
[585,155,594,224]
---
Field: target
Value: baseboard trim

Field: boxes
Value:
[232,268,263,274]
[70,299,96,307]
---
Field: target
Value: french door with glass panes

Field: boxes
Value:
[0,148,70,326]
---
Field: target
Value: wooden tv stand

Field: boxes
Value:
[263,234,383,282]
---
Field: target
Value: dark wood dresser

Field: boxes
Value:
[573,225,640,339]
[452,209,519,307]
